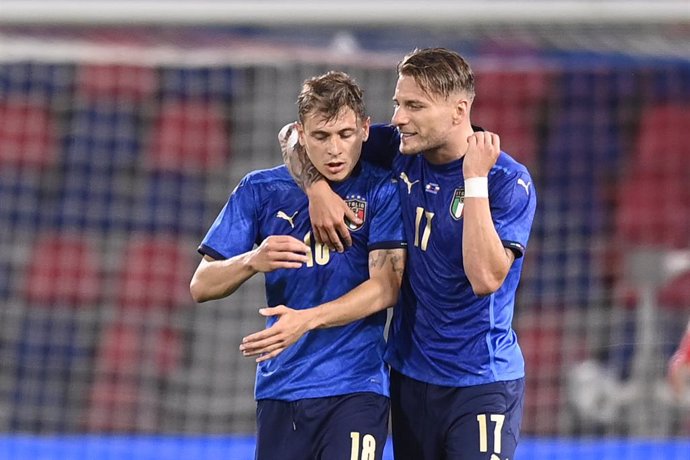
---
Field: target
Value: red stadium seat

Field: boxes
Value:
[0,99,58,169]
[22,232,102,306]
[516,308,579,435]
[146,100,230,173]
[86,321,182,432]
[116,235,195,310]
[76,64,158,102]
[657,270,690,311]
[614,104,690,306]
[615,104,690,250]
[472,68,550,166]
[610,104,690,401]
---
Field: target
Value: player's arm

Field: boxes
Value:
[239,247,406,362]
[668,321,690,398]
[461,131,515,296]
[190,235,309,303]
[279,123,359,252]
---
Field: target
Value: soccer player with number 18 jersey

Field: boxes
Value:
[190,71,406,460]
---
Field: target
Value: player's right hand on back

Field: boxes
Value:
[307,181,361,253]
[248,235,310,272]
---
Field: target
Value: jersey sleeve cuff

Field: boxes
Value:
[368,241,408,251]
[502,240,525,258]
[197,244,227,261]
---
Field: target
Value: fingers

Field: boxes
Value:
[242,341,287,362]
[464,131,501,178]
[260,235,310,267]
[258,306,285,317]
[335,223,353,252]
[325,224,347,253]
[240,333,278,355]
[255,347,286,363]
[313,201,358,252]
[312,221,350,253]
[468,131,500,149]
[278,122,298,147]
[266,235,309,253]
[240,331,289,362]
[239,305,290,355]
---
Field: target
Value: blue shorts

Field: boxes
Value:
[255,392,390,460]
[390,369,524,460]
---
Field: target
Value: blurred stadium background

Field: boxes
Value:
[1,1,689,458]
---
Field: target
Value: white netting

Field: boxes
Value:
[0,17,689,448]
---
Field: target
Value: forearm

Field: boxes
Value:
[462,199,511,296]
[305,248,405,329]
[280,125,324,191]
[190,254,257,303]
[307,278,398,329]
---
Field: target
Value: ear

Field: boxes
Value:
[453,99,469,125]
[295,122,306,146]
[361,116,371,142]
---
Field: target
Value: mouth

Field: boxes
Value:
[325,161,346,175]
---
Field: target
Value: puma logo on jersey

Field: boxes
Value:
[276,210,298,228]
[400,172,419,194]
[517,178,531,195]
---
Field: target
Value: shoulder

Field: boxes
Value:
[358,160,398,189]
[242,165,292,185]
[237,165,297,192]
[369,123,399,140]
[489,152,536,208]
[491,152,532,181]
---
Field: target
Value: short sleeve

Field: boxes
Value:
[490,169,537,258]
[367,173,406,251]
[198,175,259,260]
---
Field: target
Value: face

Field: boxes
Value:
[391,74,460,156]
[297,108,370,182]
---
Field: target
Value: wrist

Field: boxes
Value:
[304,306,323,331]
[305,178,329,196]
[242,250,261,274]
[464,176,488,198]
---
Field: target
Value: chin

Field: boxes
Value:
[323,171,347,183]
[399,141,419,155]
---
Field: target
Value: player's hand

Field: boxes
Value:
[306,181,361,253]
[247,235,309,272]
[463,131,501,179]
[667,330,690,399]
[239,305,313,362]
[668,352,689,398]
[278,122,299,156]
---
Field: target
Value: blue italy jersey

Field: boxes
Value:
[198,163,405,401]
[363,124,537,387]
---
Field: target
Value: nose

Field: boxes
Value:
[391,106,407,127]
[327,136,342,155]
